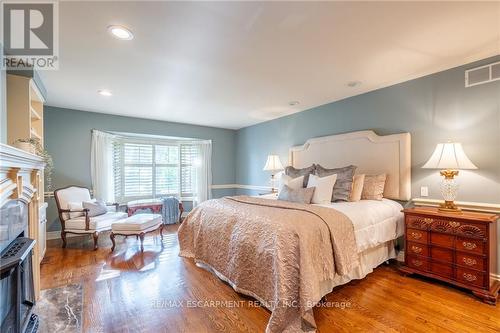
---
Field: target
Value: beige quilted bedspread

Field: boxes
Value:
[178,196,358,333]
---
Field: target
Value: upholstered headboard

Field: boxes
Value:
[289,130,411,201]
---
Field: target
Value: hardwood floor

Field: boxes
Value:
[41,225,500,333]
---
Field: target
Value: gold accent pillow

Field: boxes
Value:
[361,174,386,201]
[349,174,365,202]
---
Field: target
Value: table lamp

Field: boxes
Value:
[422,142,477,213]
[263,154,284,193]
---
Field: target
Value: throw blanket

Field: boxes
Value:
[161,197,179,224]
[178,196,358,333]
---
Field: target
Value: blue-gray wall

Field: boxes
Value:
[236,56,500,206]
[44,106,236,231]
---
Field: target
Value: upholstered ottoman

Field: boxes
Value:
[110,214,163,252]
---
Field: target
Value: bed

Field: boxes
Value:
[178,130,411,333]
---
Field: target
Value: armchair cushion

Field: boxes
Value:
[65,211,127,231]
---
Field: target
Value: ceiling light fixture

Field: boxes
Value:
[107,25,134,40]
[347,81,362,88]
[288,101,300,106]
[98,89,112,97]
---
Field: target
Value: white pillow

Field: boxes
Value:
[67,198,96,219]
[307,174,337,204]
[67,202,84,218]
[279,174,304,193]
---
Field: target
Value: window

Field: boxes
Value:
[113,138,200,203]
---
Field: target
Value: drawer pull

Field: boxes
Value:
[462,257,477,266]
[462,241,477,250]
[462,273,477,282]
[411,232,422,240]
[412,259,423,267]
[411,245,423,254]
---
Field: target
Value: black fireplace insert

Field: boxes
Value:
[0,200,39,333]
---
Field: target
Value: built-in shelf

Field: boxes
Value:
[30,107,41,121]
[30,128,42,141]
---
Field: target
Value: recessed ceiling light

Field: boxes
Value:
[98,89,112,97]
[347,81,362,87]
[288,101,300,106]
[107,25,134,40]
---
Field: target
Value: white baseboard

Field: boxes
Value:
[46,230,87,240]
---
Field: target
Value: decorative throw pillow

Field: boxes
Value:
[307,174,337,204]
[361,174,387,201]
[279,174,304,193]
[277,185,315,204]
[349,174,365,202]
[82,199,108,217]
[315,164,357,202]
[285,165,315,188]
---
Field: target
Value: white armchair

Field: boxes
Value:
[54,186,127,250]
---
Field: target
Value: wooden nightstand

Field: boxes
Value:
[400,207,499,304]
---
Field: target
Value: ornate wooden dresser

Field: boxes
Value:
[400,207,499,304]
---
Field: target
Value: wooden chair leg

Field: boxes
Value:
[110,232,116,252]
[139,233,145,252]
[61,231,67,248]
[92,231,99,250]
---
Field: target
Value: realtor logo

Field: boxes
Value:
[1,1,59,70]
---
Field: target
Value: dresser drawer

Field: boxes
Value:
[456,237,484,255]
[430,247,453,263]
[456,268,486,289]
[407,256,429,271]
[406,215,433,229]
[407,242,428,256]
[430,233,454,248]
[456,253,486,271]
[430,261,453,279]
[455,223,487,239]
[407,228,427,244]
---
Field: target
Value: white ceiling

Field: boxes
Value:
[40,1,500,129]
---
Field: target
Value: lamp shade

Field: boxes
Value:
[422,143,477,170]
[263,155,284,171]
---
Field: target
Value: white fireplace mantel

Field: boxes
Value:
[0,143,46,300]
[0,143,45,170]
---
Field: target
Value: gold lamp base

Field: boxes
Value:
[438,200,462,214]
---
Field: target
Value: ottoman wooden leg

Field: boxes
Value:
[110,232,116,252]
[139,233,145,252]
[159,225,164,240]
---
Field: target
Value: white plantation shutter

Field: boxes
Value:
[113,136,210,203]
[122,143,153,197]
[155,144,179,195]
[180,144,198,197]
[113,141,122,200]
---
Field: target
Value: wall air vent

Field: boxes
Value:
[465,61,500,87]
